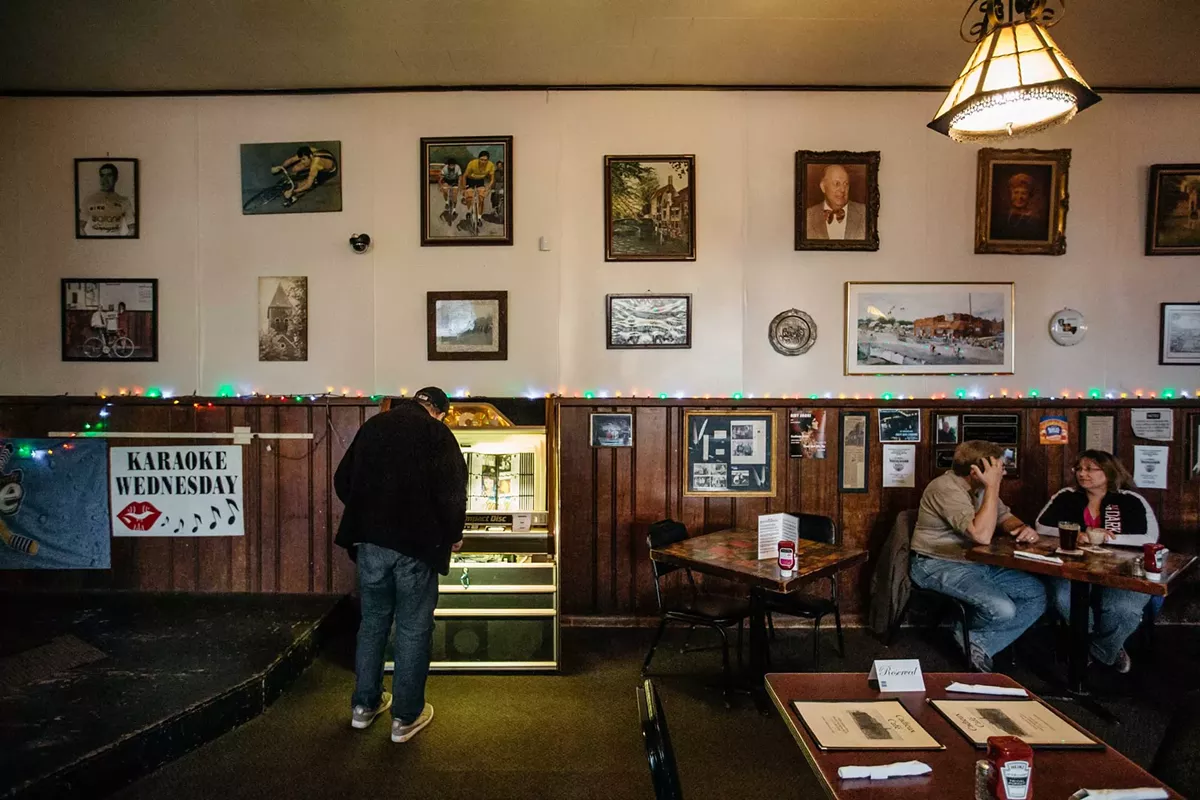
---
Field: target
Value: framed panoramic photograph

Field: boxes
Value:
[604,155,695,261]
[241,141,342,215]
[427,291,507,361]
[606,293,691,349]
[420,136,512,246]
[975,148,1070,255]
[1146,164,1200,256]
[683,410,777,498]
[61,279,158,362]
[844,282,1015,376]
[258,277,308,362]
[794,150,880,251]
[590,413,633,448]
[75,158,138,239]
[1159,302,1200,366]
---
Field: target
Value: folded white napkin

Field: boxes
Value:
[1069,789,1168,800]
[944,681,1028,696]
[1014,550,1064,564]
[837,760,932,781]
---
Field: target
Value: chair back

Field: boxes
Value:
[647,519,689,580]
[1152,690,1200,797]
[637,678,683,800]
[896,509,918,541]
[793,513,837,546]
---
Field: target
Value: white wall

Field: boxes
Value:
[1,91,1198,399]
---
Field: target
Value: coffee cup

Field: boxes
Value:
[1057,521,1080,552]
[1085,528,1107,546]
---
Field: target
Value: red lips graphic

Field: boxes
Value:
[117,501,162,532]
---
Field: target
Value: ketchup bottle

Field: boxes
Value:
[986,736,1033,800]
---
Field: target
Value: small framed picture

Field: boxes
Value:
[604,155,695,261]
[1145,164,1200,256]
[427,291,508,361]
[794,150,880,251]
[258,277,308,362]
[590,413,633,448]
[61,279,158,362]
[878,409,921,443]
[240,141,342,214]
[420,136,513,246]
[1159,302,1200,366]
[839,411,869,493]
[975,148,1070,255]
[935,414,959,445]
[1081,412,1116,454]
[75,158,139,238]
[606,294,692,349]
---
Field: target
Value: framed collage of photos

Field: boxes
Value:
[683,410,776,498]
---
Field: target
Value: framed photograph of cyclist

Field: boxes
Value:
[240,141,342,215]
[605,155,696,261]
[420,136,513,246]
[75,158,139,238]
[794,150,879,251]
[61,279,158,362]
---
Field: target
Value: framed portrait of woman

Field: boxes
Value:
[975,148,1070,255]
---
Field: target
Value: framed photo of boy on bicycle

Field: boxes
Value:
[420,136,513,246]
[61,279,158,362]
[241,141,342,215]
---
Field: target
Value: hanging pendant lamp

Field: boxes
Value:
[929,0,1100,142]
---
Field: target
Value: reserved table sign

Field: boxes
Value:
[868,659,926,692]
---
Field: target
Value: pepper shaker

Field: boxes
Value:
[1131,558,1146,578]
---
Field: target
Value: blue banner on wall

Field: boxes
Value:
[0,439,111,570]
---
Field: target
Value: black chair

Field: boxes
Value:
[637,678,683,800]
[1151,690,1200,798]
[761,513,844,669]
[642,520,748,697]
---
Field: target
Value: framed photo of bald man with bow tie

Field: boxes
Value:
[795,150,880,251]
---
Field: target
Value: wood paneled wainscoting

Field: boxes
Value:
[556,399,1200,624]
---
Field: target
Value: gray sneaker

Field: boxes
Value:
[1113,648,1132,674]
[391,703,434,742]
[351,692,392,729]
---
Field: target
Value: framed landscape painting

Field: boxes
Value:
[975,148,1069,255]
[427,291,508,361]
[1146,164,1200,256]
[420,136,512,246]
[1159,302,1200,366]
[844,282,1014,376]
[794,150,880,251]
[606,294,692,349]
[604,155,695,261]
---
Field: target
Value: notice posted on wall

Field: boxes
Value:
[110,446,244,536]
[1133,445,1169,490]
[1131,409,1173,442]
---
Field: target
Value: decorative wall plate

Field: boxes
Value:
[769,309,817,356]
[1048,308,1087,346]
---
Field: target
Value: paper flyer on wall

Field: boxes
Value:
[1133,445,1169,490]
[882,444,916,488]
[789,409,827,459]
[1131,409,1173,441]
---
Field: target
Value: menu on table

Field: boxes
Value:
[792,700,943,751]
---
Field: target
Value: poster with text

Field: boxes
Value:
[110,446,244,536]
[789,409,827,459]
[0,439,110,569]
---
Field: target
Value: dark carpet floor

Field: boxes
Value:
[109,620,1195,800]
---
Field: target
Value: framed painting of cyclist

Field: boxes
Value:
[240,141,342,215]
[75,158,139,238]
[795,150,880,251]
[61,279,158,362]
[604,155,696,261]
[420,136,513,246]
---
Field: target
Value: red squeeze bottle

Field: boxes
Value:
[987,736,1033,800]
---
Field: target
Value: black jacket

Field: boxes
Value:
[1034,487,1159,547]
[333,402,467,574]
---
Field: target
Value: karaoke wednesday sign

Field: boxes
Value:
[110,446,244,537]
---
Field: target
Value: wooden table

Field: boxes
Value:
[967,537,1197,716]
[766,671,1182,800]
[650,528,867,704]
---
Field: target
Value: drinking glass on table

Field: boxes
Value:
[1057,521,1080,551]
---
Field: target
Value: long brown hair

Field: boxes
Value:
[1074,449,1133,492]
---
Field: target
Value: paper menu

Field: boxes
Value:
[757,513,798,560]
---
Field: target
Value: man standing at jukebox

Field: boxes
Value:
[334,387,466,743]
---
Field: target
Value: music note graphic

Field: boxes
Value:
[0,517,38,556]
[225,499,239,525]
[191,514,201,533]
[209,507,221,530]
[173,518,184,535]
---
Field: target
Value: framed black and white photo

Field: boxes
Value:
[427,291,508,361]
[590,413,633,448]
[75,158,138,238]
[61,279,158,362]
[258,277,308,362]
[878,409,921,443]
[606,294,691,349]
[935,414,959,445]
[839,411,869,493]
[1159,302,1200,366]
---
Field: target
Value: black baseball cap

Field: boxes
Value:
[413,386,451,414]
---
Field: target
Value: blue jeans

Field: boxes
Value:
[910,554,1047,658]
[1050,579,1149,665]
[352,543,439,724]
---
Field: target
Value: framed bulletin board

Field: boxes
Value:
[683,410,778,498]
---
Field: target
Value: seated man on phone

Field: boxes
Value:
[910,440,1046,672]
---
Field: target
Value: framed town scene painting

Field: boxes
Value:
[61,279,158,362]
[241,141,342,215]
[258,277,308,362]
[604,155,695,261]
[975,148,1070,255]
[844,282,1015,376]
[794,150,880,251]
[421,136,512,246]
[606,294,692,349]
[76,158,138,238]
[427,291,508,361]
[1159,302,1200,366]
[1146,164,1200,256]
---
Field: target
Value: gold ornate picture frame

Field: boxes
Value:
[975,148,1070,255]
